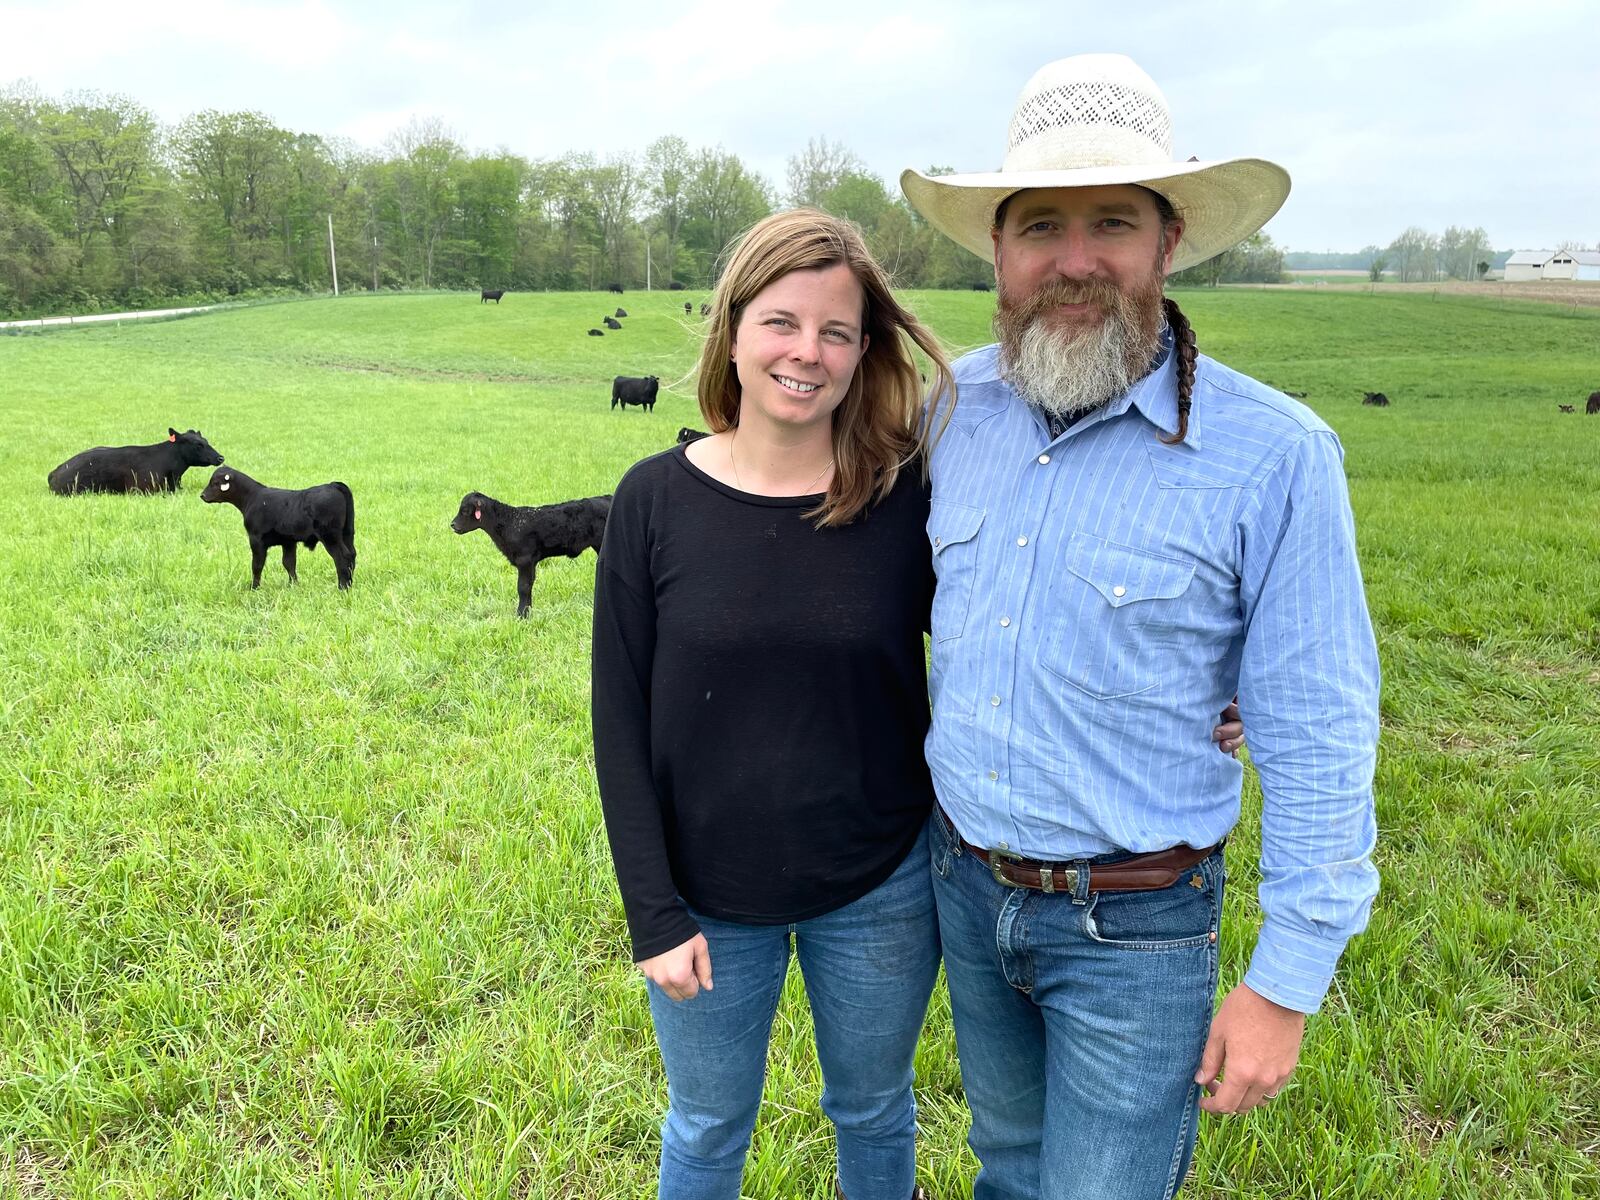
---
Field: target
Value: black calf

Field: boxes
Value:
[451,492,611,617]
[201,467,356,589]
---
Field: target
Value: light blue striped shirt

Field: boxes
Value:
[926,340,1380,1013]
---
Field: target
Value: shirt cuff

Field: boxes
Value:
[1242,917,1352,1015]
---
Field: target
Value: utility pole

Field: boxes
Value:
[646,240,652,291]
[327,214,339,296]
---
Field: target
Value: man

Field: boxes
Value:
[899,54,1380,1199]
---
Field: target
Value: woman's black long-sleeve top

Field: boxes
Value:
[591,444,937,961]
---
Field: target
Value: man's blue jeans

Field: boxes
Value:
[929,808,1224,1200]
[647,825,940,1200]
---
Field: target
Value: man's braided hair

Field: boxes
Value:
[1150,191,1195,446]
[991,187,1197,445]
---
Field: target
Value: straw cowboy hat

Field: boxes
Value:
[900,54,1290,274]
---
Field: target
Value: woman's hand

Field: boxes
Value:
[638,933,713,1001]
[1212,697,1245,758]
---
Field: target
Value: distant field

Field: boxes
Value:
[2,289,1597,1198]
[1265,276,1600,308]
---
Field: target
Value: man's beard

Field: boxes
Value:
[994,269,1166,420]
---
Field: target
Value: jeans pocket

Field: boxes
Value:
[1082,855,1222,951]
[928,810,959,880]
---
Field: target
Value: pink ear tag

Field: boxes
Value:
[168,434,176,442]
[474,508,482,520]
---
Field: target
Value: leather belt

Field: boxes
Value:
[940,807,1218,894]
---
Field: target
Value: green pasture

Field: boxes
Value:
[2,289,1597,1198]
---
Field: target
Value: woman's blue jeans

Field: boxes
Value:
[929,807,1225,1200]
[647,825,940,1200]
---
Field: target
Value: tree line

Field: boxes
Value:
[2,82,1335,319]
[0,85,1006,317]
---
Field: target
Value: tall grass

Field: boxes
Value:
[2,288,1597,1198]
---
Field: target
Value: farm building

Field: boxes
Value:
[1543,251,1600,281]
[1503,250,1600,282]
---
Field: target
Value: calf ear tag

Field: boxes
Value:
[168,433,176,442]
[474,508,482,520]
[220,482,229,492]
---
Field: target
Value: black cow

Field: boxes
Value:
[613,375,660,412]
[588,328,605,337]
[684,301,693,315]
[451,492,611,617]
[614,308,628,318]
[608,283,624,295]
[1284,390,1308,399]
[667,281,685,291]
[970,281,992,292]
[603,316,622,330]
[700,303,711,316]
[201,467,356,589]
[480,289,505,304]
[1362,392,1390,407]
[677,427,708,444]
[49,427,224,495]
[1559,405,1576,413]
[1588,391,1600,415]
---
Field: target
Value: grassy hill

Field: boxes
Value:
[2,289,1597,1198]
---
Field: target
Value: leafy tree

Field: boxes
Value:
[0,195,70,310]
[785,137,864,209]
[644,135,692,286]
[682,148,771,283]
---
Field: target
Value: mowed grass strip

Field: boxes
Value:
[2,289,1597,1199]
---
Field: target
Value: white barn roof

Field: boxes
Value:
[1506,250,1553,265]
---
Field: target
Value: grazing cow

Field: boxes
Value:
[608,283,624,295]
[677,427,708,444]
[700,302,711,316]
[612,375,660,412]
[588,328,605,337]
[668,281,686,291]
[604,316,622,330]
[451,492,611,617]
[1284,390,1308,399]
[49,427,224,495]
[614,308,628,318]
[684,301,693,315]
[201,468,356,589]
[970,281,992,292]
[1559,405,1576,413]
[480,289,505,304]
[1362,391,1390,407]
[1588,391,1600,414]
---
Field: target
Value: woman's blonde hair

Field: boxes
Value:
[697,208,954,527]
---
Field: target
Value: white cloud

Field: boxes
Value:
[2,0,1591,249]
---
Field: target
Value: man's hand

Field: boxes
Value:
[637,934,713,1002]
[1195,983,1305,1114]
[1212,697,1245,758]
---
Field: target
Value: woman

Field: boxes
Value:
[591,209,1241,1200]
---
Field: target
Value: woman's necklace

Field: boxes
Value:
[729,427,833,495]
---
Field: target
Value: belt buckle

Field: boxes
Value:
[988,847,1076,894]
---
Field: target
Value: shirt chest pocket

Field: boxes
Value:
[928,500,985,643]
[1041,532,1197,699]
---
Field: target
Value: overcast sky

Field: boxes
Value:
[4,0,1593,253]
